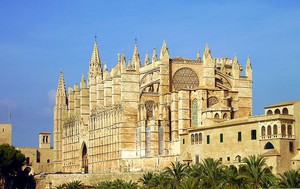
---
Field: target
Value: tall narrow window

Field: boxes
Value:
[195,155,200,164]
[220,133,223,143]
[288,125,292,137]
[207,135,210,144]
[238,132,242,142]
[281,124,286,137]
[195,133,199,144]
[191,134,195,145]
[273,125,278,135]
[199,133,203,143]
[261,126,266,136]
[267,125,271,136]
[192,99,198,126]
[251,130,257,140]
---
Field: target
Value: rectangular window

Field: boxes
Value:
[227,157,230,161]
[289,142,294,152]
[251,130,257,140]
[183,139,185,144]
[195,155,199,164]
[238,132,242,142]
[207,135,210,144]
[220,133,223,143]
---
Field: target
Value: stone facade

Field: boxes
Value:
[0,123,12,145]
[53,40,254,173]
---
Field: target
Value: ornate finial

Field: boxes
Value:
[94,34,97,42]
[134,36,137,45]
[60,68,63,74]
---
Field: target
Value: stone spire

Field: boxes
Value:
[131,44,141,70]
[56,69,67,101]
[246,56,252,80]
[232,53,240,78]
[121,51,126,73]
[160,40,169,60]
[196,51,201,61]
[80,74,86,88]
[144,51,151,65]
[152,48,158,62]
[88,38,103,84]
[203,42,212,61]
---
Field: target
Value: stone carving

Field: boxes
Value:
[208,96,218,107]
[173,67,199,90]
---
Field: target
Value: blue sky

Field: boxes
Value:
[0,1,299,147]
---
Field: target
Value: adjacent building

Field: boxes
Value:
[0,123,12,145]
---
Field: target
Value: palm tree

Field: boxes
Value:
[138,172,154,188]
[55,180,84,189]
[278,169,300,188]
[179,177,198,189]
[238,155,276,189]
[148,171,171,189]
[164,161,188,188]
[220,165,245,189]
[197,157,223,188]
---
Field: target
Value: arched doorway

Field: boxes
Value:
[82,142,88,173]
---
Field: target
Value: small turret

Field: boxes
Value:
[196,51,201,61]
[144,51,151,65]
[160,40,169,60]
[203,42,212,61]
[80,74,86,88]
[131,44,141,70]
[121,51,126,73]
[103,64,111,80]
[246,56,252,80]
[232,54,240,79]
[152,48,158,62]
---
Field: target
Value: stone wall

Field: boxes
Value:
[36,172,144,189]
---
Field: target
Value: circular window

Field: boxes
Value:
[173,68,199,90]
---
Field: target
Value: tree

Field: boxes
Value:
[138,172,154,189]
[164,161,188,188]
[238,155,276,189]
[0,144,26,187]
[220,165,245,189]
[278,169,300,188]
[197,158,223,188]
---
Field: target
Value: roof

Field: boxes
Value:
[265,100,300,108]
[261,150,280,157]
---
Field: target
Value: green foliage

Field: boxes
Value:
[95,179,138,189]
[238,155,276,189]
[55,180,84,189]
[54,155,300,189]
[278,169,300,188]
[0,144,26,177]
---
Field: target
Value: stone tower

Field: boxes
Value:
[53,69,67,172]
[39,132,51,149]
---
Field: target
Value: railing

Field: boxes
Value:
[261,134,294,140]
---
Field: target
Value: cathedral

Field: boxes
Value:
[53,39,300,174]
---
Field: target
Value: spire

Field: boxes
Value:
[232,53,240,78]
[55,69,67,106]
[152,48,158,62]
[121,51,126,73]
[196,51,201,61]
[144,51,151,65]
[131,44,141,69]
[80,74,86,88]
[160,40,169,59]
[203,42,212,60]
[246,56,252,80]
[89,39,102,83]
[233,53,238,65]
[56,68,67,97]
